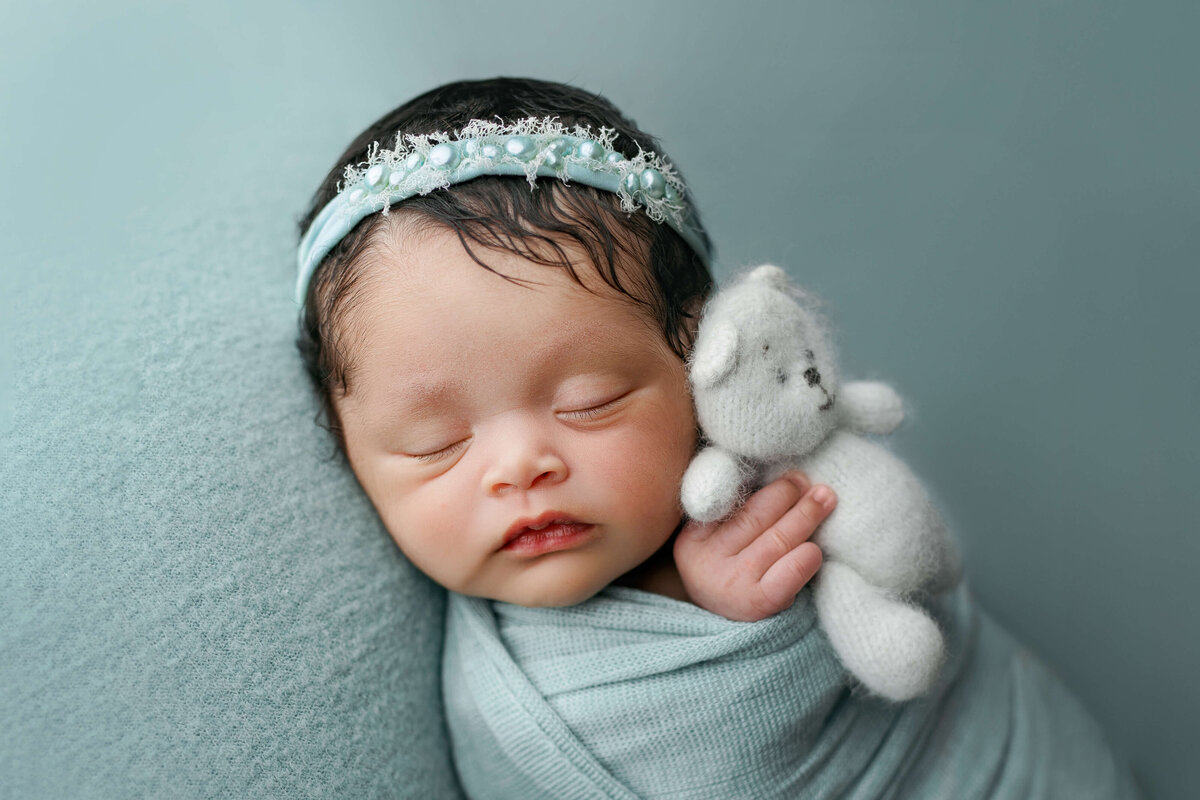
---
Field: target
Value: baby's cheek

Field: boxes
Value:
[604,415,693,508]
[647,395,700,472]
[382,487,470,588]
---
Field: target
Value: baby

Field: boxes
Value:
[296,78,1140,799]
[295,78,829,619]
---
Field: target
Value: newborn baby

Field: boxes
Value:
[294,78,1141,799]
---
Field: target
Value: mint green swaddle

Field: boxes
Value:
[443,585,1138,799]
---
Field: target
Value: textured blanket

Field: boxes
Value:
[443,585,1139,799]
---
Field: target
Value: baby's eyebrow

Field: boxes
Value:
[377,378,467,420]
[534,321,653,362]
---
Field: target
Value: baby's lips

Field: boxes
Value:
[499,520,595,556]
[500,510,584,548]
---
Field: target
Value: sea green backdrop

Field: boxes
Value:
[3,1,1196,798]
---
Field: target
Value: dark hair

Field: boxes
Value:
[296,77,714,456]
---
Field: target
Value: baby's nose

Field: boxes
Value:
[483,448,568,496]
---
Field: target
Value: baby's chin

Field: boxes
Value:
[482,568,614,609]
[493,580,606,609]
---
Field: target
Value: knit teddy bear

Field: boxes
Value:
[681,265,961,701]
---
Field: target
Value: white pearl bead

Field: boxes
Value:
[364,164,387,190]
[505,136,535,160]
[577,140,604,160]
[639,168,666,199]
[428,143,459,169]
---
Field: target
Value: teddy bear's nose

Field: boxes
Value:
[803,367,821,387]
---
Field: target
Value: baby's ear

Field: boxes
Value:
[690,322,739,389]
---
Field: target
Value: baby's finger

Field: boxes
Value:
[758,541,823,614]
[677,518,717,546]
[739,485,836,577]
[708,471,812,556]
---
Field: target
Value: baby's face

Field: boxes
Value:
[335,224,697,606]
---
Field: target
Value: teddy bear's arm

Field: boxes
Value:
[836,381,905,436]
[680,446,744,523]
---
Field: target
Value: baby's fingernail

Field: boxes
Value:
[810,485,834,507]
[785,470,810,487]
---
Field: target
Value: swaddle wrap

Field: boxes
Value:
[444,585,1138,799]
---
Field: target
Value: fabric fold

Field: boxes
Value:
[443,585,1139,799]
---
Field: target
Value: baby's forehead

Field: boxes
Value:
[338,238,672,396]
[359,216,662,320]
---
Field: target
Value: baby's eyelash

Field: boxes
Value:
[410,438,470,463]
[559,395,627,421]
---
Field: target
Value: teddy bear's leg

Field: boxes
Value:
[681,447,744,522]
[814,560,946,701]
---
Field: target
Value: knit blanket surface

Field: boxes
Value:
[443,585,1140,799]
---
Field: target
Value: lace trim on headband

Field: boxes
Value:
[336,117,690,226]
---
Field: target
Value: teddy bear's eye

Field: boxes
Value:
[762,343,770,354]
[776,367,788,385]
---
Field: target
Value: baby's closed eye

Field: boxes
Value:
[406,437,472,463]
[556,392,633,423]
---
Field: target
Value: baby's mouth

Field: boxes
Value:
[501,513,593,553]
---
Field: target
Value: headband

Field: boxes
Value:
[296,117,709,304]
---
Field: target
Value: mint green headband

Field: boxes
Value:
[296,117,709,304]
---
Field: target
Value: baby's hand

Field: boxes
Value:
[674,472,833,622]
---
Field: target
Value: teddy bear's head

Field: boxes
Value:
[688,265,840,460]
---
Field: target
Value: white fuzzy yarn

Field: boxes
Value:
[683,265,961,700]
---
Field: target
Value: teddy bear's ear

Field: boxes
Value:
[690,321,739,388]
[747,264,791,291]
